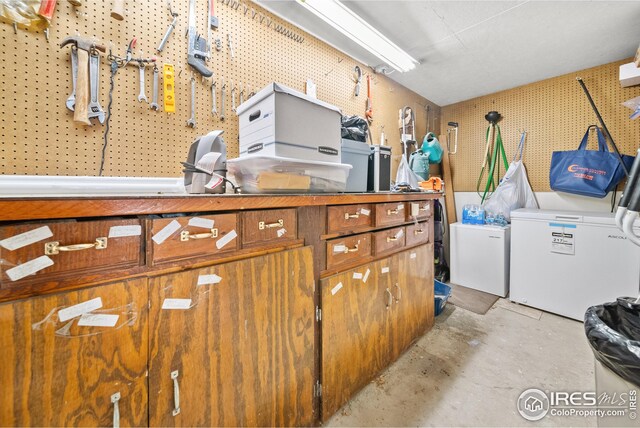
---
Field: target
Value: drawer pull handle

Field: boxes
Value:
[258,219,283,230]
[386,209,399,215]
[343,244,359,254]
[395,283,401,303]
[385,288,393,309]
[180,228,219,241]
[386,236,399,242]
[45,237,108,255]
[344,212,360,220]
[171,370,181,416]
[111,392,121,428]
[414,229,425,235]
[419,207,429,212]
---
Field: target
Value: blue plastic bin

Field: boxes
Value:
[434,279,452,316]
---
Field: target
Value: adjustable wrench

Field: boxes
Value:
[150,66,160,111]
[220,79,226,121]
[66,47,78,111]
[211,80,217,116]
[87,52,105,124]
[138,64,148,103]
[187,77,196,128]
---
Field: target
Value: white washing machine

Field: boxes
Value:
[510,209,640,321]
[450,222,511,297]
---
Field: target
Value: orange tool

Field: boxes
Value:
[37,0,57,41]
[365,74,373,123]
[420,177,444,192]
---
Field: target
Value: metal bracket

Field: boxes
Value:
[315,306,322,322]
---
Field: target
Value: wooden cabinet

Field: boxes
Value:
[320,244,434,420]
[148,246,316,427]
[241,209,297,247]
[0,278,149,427]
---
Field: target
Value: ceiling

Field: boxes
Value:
[254,1,640,106]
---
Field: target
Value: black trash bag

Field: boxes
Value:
[341,115,369,142]
[584,297,640,387]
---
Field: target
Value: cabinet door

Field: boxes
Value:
[320,259,394,420]
[391,244,435,360]
[0,279,149,427]
[149,246,315,427]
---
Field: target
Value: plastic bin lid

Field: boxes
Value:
[341,139,371,155]
[510,208,628,226]
[236,82,342,116]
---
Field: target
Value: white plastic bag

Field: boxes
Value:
[482,160,538,221]
[395,155,421,189]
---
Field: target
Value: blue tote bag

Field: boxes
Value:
[550,127,635,198]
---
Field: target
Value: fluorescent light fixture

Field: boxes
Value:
[296,0,419,72]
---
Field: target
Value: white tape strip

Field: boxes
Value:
[352,272,363,280]
[162,298,192,310]
[360,208,370,216]
[78,313,119,327]
[363,269,370,283]
[276,228,287,238]
[410,252,417,259]
[381,266,390,274]
[6,255,54,281]
[108,225,142,238]
[398,204,404,210]
[198,274,222,286]
[216,229,237,249]
[188,217,215,229]
[58,297,103,322]
[331,282,343,295]
[396,229,404,239]
[333,244,346,253]
[152,220,182,245]
[0,226,53,251]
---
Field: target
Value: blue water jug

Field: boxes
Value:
[421,132,443,164]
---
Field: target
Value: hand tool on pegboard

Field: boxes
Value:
[220,78,226,121]
[60,36,106,126]
[163,64,176,113]
[111,0,125,21]
[211,78,217,117]
[353,65,362,97]
[365,74,373,124]
[36,0,57,41]
[65,47,77,111]
[157,1,178,53]
[138,62,148,103]
[187,76,197,128]
[88,52,106,123]
[150,65,160,111]
[187,0,212,77]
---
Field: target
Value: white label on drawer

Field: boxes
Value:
[276,228,287,238]
[188,217,215,229]
[162,298,192,310]
[396,229,404,239]
[108,225,141,238]
[411,203,419,217]
[5,255,54,282]
[381,266,390,274]
[360,208,371,216]
[410,252,417,259]
[198,274,222,286]
[352,272,363,280]
[0,226,53,251]
[331,282,343,295]
[152,220,182,245]
[363,269,371,283]
[58,297,103,322]
[333,244,346,253]
[216,229,237,249]
[398,204,404,210]
[78,313,119,327]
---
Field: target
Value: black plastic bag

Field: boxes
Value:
[584,297,640,387]
[341,115,369,142]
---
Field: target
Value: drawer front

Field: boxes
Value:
[373,226,406,256]
[327,204,373,233]
[406,222,430,246]
[0,219,142,286]
[326,233,372,269]
[406,200,433,221]
[150,214,239,265]
[242,209,297,246]
[375,202,406,227]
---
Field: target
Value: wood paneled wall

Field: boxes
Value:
[441,58,640,192]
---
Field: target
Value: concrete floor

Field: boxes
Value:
[326,299,597,427]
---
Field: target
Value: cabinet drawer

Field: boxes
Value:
[406,200,432,221]
[373,226,406,256]
[242,209,297,247]
[326,233,372,269]
[0,219,142,286]
[327,204,373,233]
[149,214,239,265]
[406,222,430,246]
[375,202,406,227]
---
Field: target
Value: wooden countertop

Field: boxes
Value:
[0,192,442,221]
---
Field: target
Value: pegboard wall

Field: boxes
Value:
[0,0,439,177]
[441,58,640,192]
